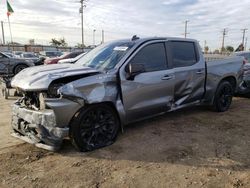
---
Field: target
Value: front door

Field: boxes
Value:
[119,41,174,123]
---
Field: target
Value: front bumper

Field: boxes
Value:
[11,103,69,151]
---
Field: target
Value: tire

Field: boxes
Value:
[213,81,234,112]
[70,104,120,152]
[14,64,28,75]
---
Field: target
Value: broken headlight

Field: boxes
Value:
[48,83,64,97]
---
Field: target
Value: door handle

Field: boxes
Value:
[162,75,174,80]
[196,70,203,74]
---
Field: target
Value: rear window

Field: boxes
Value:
[170,41,197,68]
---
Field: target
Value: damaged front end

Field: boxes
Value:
[11,89,83,151]
[10,70,118,151]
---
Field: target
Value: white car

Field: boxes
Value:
[58,52,85,64]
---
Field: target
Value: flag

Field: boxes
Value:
[7,0,14,17]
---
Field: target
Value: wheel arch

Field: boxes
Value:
[219,76,237,91]
[13,63,29,74]
[68,101,124,133]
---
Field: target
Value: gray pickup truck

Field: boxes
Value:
[11,37,244,151]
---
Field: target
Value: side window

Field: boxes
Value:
[130,43,167,72]
[170,41,197,68]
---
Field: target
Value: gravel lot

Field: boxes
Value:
[0,90,249,188]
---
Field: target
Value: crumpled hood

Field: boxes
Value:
[11,63,100,91]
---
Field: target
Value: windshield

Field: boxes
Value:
[76,41,135,71]
[74,52,85,60]
[2,52,11,58]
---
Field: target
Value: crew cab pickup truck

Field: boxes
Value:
[11,37,244,151]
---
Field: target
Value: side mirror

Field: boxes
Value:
[126,63,145,80]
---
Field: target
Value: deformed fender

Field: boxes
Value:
[57,73,126,126]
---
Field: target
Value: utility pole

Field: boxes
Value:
[101,30,104,44]
[1,21,5,44]
[221,28,227,53]
[93,29,96,45]
[79,0,86,48]
[184,20,189,38]
[204,40,207,53]
[245,37,248,51]
[241,28,248,50]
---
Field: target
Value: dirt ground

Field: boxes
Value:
[0,91,249,188]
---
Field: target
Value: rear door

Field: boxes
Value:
[0,53,10,74]
[119,41,174,123]
[168,41,205,105]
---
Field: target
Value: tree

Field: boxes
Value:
[75,43,86,48]
[213,49,220,54]
[29,39,35,45]
[50,38,68,47]
[204,46,209,53]
[226,46,234,52]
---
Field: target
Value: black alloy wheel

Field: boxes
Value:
[213,81,233,112]
[70,104,120,152]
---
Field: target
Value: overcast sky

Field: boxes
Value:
[0,0,249,50]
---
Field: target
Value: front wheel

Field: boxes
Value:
[70,104,120,152]
[213,81,234,112]
[14,64,28,75]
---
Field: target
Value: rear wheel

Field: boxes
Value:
[213,81,233,112]
[14,64,28,75]
[70,104,120,152]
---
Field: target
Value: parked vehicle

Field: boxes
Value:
[39,51,63,58]
[44,51,84,65]
[0,52,34,75]
[3,52,17,58]
[20,52,42,66]
[58,52,86,64]
[36,51,63,65]
[13,51,24,58]
[11,37,244,151]
[231,51,250,94]
[234,51,250,63]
